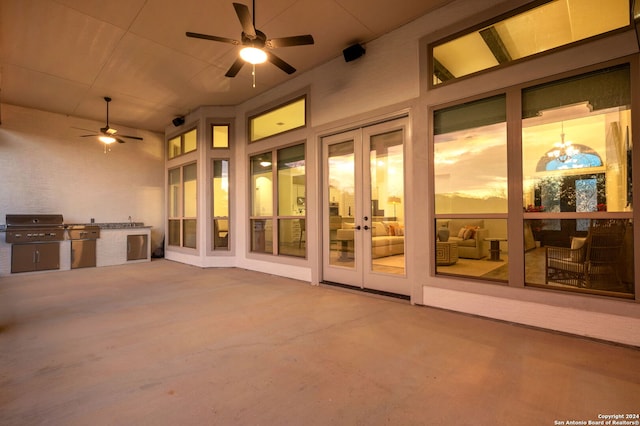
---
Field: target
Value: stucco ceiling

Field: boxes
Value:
[1,0,454,132]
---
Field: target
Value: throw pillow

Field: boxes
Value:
[463,225,479,240]
[396,225,404,236]
[457,227,466,238]
[570,237,587,262]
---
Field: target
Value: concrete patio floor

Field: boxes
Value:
[1,259,638,425]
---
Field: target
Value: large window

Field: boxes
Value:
[522,64,634,298]
[250,144,306,257]
[431,63,635,299]
[168,163,197,249]
[433,95,509,280]
[430,0,630,85]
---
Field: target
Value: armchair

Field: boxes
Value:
[545,219,628,289]
[214,219,229,248]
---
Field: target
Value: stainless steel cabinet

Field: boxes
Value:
[68,226,99,269]
[71,240,97,269]
[127,234,148,261]
[11,243,60,273]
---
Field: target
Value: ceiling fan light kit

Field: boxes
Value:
[240,47,267,64]
[99,135,116,144]
[186,1,314,80]
[75,97,144,151]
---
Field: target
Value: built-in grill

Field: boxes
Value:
[5,214,65,273]
[5,214,65,243]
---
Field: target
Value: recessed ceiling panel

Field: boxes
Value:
[130,0,238,63]
[0,65,89,116]
[92,34,209,105]
[1,0,125,84]
[335,0,454,35]
[53,0,147,29]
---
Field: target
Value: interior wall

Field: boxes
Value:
[0,104,165,251]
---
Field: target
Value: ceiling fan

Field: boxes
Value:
[186,1,314,77]
[76,97,143,145]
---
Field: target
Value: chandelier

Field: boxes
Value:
[547,124,579,163]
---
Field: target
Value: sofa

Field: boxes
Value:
[336,220,404,259]
[437,219,488,259]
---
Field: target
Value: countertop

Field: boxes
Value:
[65,222,151,229]
[0,223,151,231]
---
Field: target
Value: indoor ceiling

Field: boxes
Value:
[1,0,454,133]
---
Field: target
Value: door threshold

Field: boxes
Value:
[320,281,410,301]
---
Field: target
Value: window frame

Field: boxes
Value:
[248,142,307,258]
[248,95,307,143]
[205,117,234,255]
[212,158,231,251]
[167,161,198,249]
[211,124,230,149]
[167,127,198,159]
[428,56,637,300]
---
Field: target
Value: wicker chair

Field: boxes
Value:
[545,219,628,289]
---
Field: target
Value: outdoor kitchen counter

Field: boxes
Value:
[0,223,151,276]
[64,222,151,230]
[93,225,152,267]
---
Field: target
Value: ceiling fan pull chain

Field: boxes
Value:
[252,63,256,88]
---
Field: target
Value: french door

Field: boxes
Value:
[322,118,409,295]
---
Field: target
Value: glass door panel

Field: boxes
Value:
[324,135,361,286]
[369,129,405,276]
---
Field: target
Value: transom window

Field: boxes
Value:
[430,0,630,85]
[212,125,229,149]
[168,128,197,159]
[249,96,306,142]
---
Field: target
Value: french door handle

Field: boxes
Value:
[355,225,361,230]
[363,225,370,230]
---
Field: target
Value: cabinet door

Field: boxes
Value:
[127,235,148,260]
[11,244,36,273]
[35,243,60,271]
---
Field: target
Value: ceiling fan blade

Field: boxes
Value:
[186,31,240,45]
[120,135,144,141]
[116,138,127,144]
[79,134,98,137]
[233,3,256,38]
[225,57,246,77]
[267,35,314,48]
[266,51,296,74]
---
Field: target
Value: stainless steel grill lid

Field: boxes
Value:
[5,214,64,227]
[5,214,65,243]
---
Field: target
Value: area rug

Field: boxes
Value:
[437,256,509,277]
